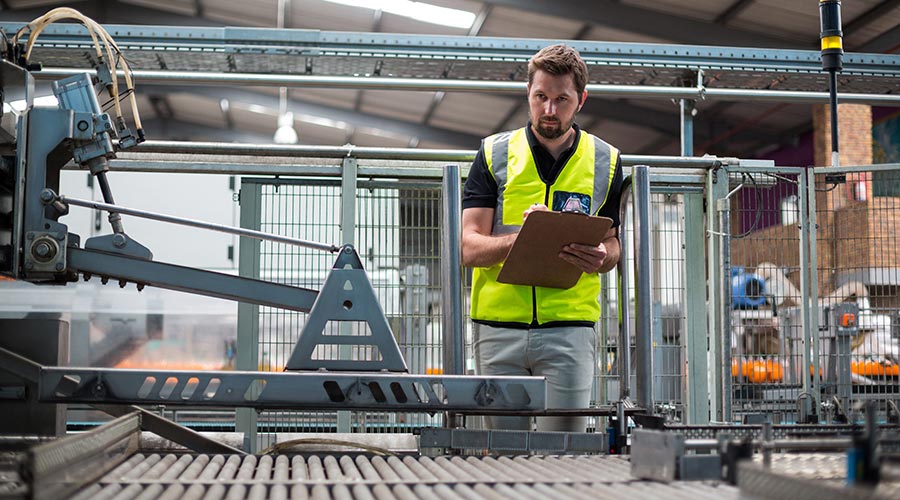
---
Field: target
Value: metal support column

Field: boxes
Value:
[706,167,729,422]
[680,99,695,157]
[681,97,707,423]
[718,194,733,423]
[616,179,634,401]
[683,192,709,424]
[598,268,612,424]
[337,156,358,433]
[441,164,465,428]
[800,168,821,421]
[236,180,262,453]
[632,165,654,412]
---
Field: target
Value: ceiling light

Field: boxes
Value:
[274,112,299,144]
[324,0,476,29]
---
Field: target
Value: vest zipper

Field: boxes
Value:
[531,187,552,326]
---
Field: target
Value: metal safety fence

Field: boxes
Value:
[225,151,900,450]
[238,175,446,449]
[236,158,714,449]
[728,163,900,424]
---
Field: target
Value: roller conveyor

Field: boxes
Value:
[2,412,744,499]
[66,453,739,500]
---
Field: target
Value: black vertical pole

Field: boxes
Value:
[820,0,844,167]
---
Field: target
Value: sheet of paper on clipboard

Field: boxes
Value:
[496,210,613,289]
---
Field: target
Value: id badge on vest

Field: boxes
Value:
[553,191,590,214]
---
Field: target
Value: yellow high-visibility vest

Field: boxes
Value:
[470,127,618,325]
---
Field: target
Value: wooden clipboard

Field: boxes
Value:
[496,210,613,289]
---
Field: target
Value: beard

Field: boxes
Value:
[532,114,574,140]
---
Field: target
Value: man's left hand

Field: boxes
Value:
[560,242,608,274]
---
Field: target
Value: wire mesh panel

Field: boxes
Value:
[728,164,900,423]
[595,191,689,423]
[254,179,343,443]
[728,170,806,422]
[812,165,900,420]
[359,181,445,432]
[241,176,446,445]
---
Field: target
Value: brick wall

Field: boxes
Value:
[730,211,835,295]
[812,104,873,213]
[726,104,879,299]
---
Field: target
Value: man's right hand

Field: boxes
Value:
[523,203,549,220]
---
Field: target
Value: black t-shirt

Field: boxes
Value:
[462,123,623,228]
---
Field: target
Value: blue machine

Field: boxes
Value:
[731,267,768,309]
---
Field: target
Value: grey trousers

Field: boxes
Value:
[473,323,597,432]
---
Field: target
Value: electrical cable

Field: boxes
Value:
[259,437,396,456]
[707,172,763,239]
[12,7,144,143]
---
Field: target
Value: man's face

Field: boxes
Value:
[527,69,585,140]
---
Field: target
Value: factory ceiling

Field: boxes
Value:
[2,0,900,160]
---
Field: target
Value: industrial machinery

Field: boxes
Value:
[0,11,549,441]
[2,7,900,500]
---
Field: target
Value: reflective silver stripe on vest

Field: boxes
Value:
[591,136,614,215]
[489,131,515,235]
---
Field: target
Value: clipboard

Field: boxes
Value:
[496,210,613,289]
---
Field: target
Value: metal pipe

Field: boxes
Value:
[125,140,740,167]
[684,437,853,451]
[441,164,465,429]
[680,99,694,156]
[616,176,634,401]
[632,165,653,412]
[700,86,900,105]
[34,68,900,105]
[441,164,465,377]
[130,140,478,161]
[719,196,733,423]
[762,422,773,468]
[799,168,821,422]
[57,194,340,253]
[829,70,841,167]
[95,171,124,234]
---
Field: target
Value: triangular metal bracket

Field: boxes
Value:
[284,246,408,372]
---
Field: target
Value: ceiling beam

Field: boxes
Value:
[714,0,756,25]
[581,98,783,146]
[482,0,800,48]
[419,4,492,128]
[148,95,174,120]
[140,117,274,143]
[0,0,226,26]
[855,19,900,53]
[844,0,900,42]
[572,22,593,41]
[142,85,788,153]
[141,85,481,148]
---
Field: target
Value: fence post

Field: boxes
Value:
[707,166,729,421]
[236,179,262,453]
[633,165,654,413]
[441,164,465,428]
[337,156,358,433]
[684,192,710,424]
[799,168,821,422]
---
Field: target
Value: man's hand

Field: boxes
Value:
[523,203,548,220]
[560,242,608,274]
[559,227,620,275]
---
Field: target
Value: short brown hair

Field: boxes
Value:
[527,44,589,95]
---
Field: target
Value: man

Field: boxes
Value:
[461,44,623,432]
